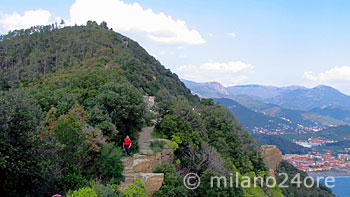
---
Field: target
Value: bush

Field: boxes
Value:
[69,187,97,197]
[89,181,122,197]
[153,163,192,197]
[99,143,124,184]
[123,178,148,197]
[150,140,166,153]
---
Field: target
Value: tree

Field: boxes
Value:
[0,90,46,196]
[60,19,65,25]
[95,82,145,148]
[200,98,214,106]
[100,21,108,29]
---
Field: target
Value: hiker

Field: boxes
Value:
[123,135,132,156]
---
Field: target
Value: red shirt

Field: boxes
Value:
[124,138,131,146]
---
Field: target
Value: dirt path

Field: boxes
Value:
[120,126,155,188]
[138,126,154,154]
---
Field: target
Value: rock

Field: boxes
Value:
[260,145,282,177]
[133,158,154,173]
[138,173,164,196]
[143,96,155,111]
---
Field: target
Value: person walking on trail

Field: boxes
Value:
[123,136,132,156]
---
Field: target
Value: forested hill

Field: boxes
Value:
[0,21,196,102]
[0,22,333,197]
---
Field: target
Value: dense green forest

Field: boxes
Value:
[0,22,334,196]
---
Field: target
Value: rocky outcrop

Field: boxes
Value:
[132,146,173,174]
[143,96,155,111]
[139,173,164,196]
[260,145,282,177]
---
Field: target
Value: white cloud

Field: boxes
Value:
[68,0,205,45]
[178,61,253,73]
[227,32,236,38]
[176,60,253,85]
[0,9,52,32]
[159,51,167,55]
[304,66,350,82]
[0,0,205,45]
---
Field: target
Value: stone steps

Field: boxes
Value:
[120,126,173,196]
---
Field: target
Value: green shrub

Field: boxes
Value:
[123,178,148,197]
[60,166,86,192]
[150,140,166,153]
[89,181,122,197]
[70,187,97,197]
[167,135,182,150]
[153,163,192,197]
[99,143,124,183]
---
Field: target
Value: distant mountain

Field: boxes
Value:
[226,84,306,99]
[266,85,350,111]
[214,98,302,134]
[252,134,311,154]
[182,79,229,98]
[257,104,347,127]
[310,106,350,123]
[184,80,347,127]
[227,84,350,111]
[312,125,350,141]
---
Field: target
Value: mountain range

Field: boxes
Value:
[183,80,350,129]
[226,84,350,111]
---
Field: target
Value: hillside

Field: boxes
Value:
[0,22,196,103]
[312,125,350,141]
[214,98,302,134]
[310,106,350,124]
[315,140,350,154]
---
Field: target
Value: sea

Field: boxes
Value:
[320,176,350,197]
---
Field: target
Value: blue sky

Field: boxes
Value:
[1,0,350,94]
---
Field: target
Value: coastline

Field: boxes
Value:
[308,171,350,178]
